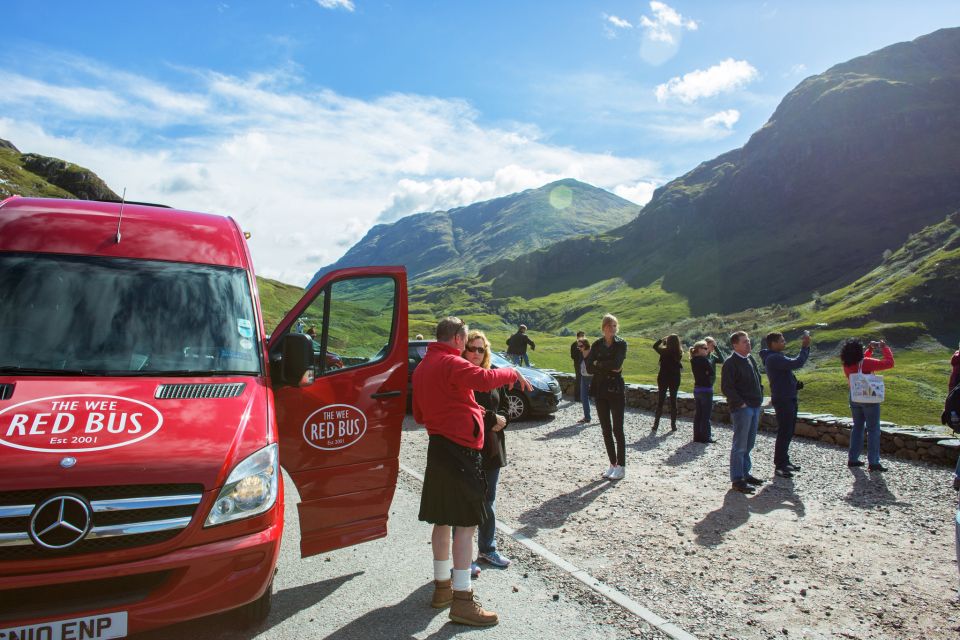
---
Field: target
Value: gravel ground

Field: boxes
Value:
[400,398,960,639]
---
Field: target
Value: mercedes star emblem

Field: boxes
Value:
[60,457,77,468]
[29,495,92,550]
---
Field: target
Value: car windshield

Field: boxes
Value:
[0,253,261,375]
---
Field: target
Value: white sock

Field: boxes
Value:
[433,559,452,581]
[451,568,472,591]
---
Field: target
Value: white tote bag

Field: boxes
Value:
[849,361,885,404]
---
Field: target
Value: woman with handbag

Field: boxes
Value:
[652,334,683,432]
[462,329,512,569]
[585,314,628,480]
[840,338,895,471]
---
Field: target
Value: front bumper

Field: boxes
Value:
[528,389,562,415]
[1,521,282,636]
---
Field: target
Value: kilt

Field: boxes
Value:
[418,434,490,527]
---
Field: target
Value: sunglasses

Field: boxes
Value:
[465,346,486,354]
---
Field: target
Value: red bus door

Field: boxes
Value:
[269,266,408,557]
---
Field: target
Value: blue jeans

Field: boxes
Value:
[508,354,523,366]
[521,353,530,367]
[729,406,761,482]
[478,467,500,553]
[693,390,713,442]
[849,401,882,465]
[580,375,592,420]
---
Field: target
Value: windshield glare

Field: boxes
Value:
[0,253,261,375]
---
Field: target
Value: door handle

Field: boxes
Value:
[371,390,403,399]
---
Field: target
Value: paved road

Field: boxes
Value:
[137,472,622,639]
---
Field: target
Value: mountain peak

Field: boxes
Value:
[308,180,641,287]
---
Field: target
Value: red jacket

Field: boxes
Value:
[412,341,518,449]
[842,346,895,377]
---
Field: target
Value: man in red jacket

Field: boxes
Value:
[413,317,530,627]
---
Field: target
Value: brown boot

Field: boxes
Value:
[431,579,453,609]
[449,589,499,627]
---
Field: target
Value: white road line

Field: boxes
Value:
[398,462,699,640]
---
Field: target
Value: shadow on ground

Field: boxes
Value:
[514,479,614,537]
[693,480,806,547]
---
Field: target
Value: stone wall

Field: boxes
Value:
[549,372,960,468]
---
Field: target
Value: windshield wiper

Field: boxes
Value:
[0,366,105,376]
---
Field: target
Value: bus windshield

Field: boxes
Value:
[0,253,261,376]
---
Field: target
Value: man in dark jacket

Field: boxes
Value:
[570,330,585,401]
[721,331,765,494]
[760,331,811,478]
[506,324,535,366]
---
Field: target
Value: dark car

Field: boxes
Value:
[406,340,561,420]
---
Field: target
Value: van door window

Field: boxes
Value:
[287,277,396,375]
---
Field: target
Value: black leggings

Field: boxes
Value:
[596,394,626,466]
[655,375,680,425]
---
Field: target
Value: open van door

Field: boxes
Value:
[269,266,407,557]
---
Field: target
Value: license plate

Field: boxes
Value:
[0,612,127,640]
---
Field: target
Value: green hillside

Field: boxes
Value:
[482,27,960,315]
[0,139,119,201]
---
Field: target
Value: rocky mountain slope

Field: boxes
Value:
[308,179,641,287]
[0,139,119,201]
[481,27,960,315]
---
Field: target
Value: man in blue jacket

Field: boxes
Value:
[760,331,811,478]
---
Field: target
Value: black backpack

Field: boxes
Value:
[942,385,960,433]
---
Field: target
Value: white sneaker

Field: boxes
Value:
[601,465,616,478]
[609,466,625,481]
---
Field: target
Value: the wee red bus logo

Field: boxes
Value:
[0,394,164,453]
[302,404,367,451]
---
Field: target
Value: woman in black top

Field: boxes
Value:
[689,340,717,443]
[652,334,683,432]
[585,314,628,481]
[462,329,512,568]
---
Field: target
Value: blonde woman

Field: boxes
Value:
[461,329,512,569]
[584,314,628,480]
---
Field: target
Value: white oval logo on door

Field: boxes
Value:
[302,403,367,450]
[0,394,164,453]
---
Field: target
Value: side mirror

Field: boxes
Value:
[278,333,315,387]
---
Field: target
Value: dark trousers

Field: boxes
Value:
[596,394,626,466]
[693,390,713,442]
[654,374,680,428]
[574,368,582,401]
[773,397,798,468]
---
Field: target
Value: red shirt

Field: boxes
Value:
[842,346,895,378]
[412,341,518,449]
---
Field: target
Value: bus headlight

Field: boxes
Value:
[205,443,279,527]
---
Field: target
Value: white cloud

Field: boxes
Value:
[646,109,741,141]
[655,58,758,103]
[316,0,354,10]
[0,57,659,287]
[639,1,697,44]
[605,14,633,29]
[613,181,657,206]
[786,63,808,77]
[702,109,740,130]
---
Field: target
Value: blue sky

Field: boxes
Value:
[1,1,957,284]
